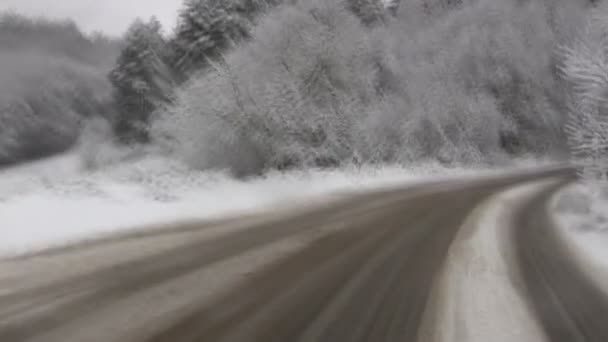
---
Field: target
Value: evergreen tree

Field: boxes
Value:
[171,0,251,75]
[109,17,174,142]
[170,0,284,77]
[348,0,386,26]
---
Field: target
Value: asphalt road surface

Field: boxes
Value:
[0,166,604,342]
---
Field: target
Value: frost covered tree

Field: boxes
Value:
[154,0,582,175]
[155,0,407,174]
[560,4,608,182]
[109,17,174,142]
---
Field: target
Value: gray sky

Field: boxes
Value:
[0,0,181,36]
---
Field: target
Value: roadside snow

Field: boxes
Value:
[0,154,434,255]
[554,185,608,262]
[419,182,549,342]
[554,184,608,274]
[0,152,547,256]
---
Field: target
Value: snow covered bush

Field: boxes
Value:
[154,0,586,175]
[75,117,155,171]
[155,0,387,175]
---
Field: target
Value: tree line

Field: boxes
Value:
[108,0,389,142]
[2,0,606,177]
[0,13,120,166]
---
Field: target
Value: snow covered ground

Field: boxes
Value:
[553,182,608,296]
[554,184,608,270]
[0,150,552,256]
[0,151,473,256]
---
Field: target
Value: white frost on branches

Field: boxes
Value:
[560,4,608,183]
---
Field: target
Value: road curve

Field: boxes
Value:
[514,179,608,341]
[0,166,602,342]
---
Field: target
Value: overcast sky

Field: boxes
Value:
[0,0,181,36]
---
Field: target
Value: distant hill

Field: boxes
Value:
[0,12,120,166]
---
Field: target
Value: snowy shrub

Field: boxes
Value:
[154,0,586,175]
[75,117,143,171]
[156,0,384,174]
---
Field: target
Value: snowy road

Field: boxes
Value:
[0,166,601,342]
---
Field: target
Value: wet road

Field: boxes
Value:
[0,166,602,342]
